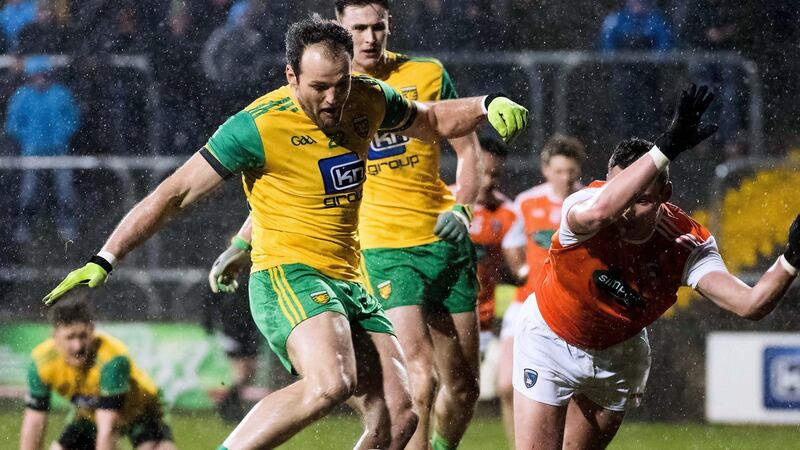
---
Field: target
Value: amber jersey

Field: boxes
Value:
[26,332,161,427]
[534,181,728,350]
[203,76,415,281]
[358,51,460,250]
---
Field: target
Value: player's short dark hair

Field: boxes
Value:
[285,15,354,77]
[541,133,586,166]
[608,137,669,182]
[335,0,390,16]
[479,136,509,158]
[49,293,95,327]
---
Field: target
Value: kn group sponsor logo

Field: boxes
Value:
[764,346,800,409]
[319,153,366,194]
[369,132,410,160]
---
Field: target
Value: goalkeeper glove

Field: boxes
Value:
[781,215,800,276]
[434,204,473,243]
[484,94,528,144]
[654,83,718,161]
[43,255,111,306]
[209,235,252,294]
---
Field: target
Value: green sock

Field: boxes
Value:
[431,431,457,450]
[216,446,229,450]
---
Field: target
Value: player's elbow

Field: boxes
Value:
[737,303,768,321]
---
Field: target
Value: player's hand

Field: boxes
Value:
[209,236,252,294]
[656,83,718,160]
[434,204,473,243]
[43,262,108,306]
[783,214,800,270]
[486,95,528,144]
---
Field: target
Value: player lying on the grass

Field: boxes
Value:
[513,84,800,450]
[43,16,527,450]
[20,294,175,450]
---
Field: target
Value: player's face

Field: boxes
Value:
[287,44,352,132]
[337,4,390,72]
[608,165,672,241]
[53,322,95,368]
[542,155,581,198]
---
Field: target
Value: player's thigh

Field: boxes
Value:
[385,305,434,367]
[513,389,567,450]
[428,309,480,383]
[360,247,432,309]
[286,311,357,382]
[563,394,625,450]
[350,326,414,412]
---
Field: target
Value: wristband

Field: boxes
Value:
[482,92,507,114]
[452,204,474,227]
[89,255,113,273]
[516,264,530,280]
[648,145,670,171]
[231,235,252,252]
[97,250,117,267]
[779,254,798,277]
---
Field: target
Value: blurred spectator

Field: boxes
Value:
[599,0,674,140]
[17,3,68,54]
[201,0,276,130]
[187,0,235,43]
[153,0,203,154]
[5,56,80,241]
[0,0,37,52]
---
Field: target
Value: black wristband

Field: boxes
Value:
[483,92,507,111]
[89,255,113,273]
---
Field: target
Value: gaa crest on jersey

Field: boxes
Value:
[369,133,410,160]
[310,291,331,304]
[377,280,392,299]
[318,153,366,194]
[353,115,370,138]
[523,368,538,388]
[400,86,418,100]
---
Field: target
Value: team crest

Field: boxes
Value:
[328,130,347,148]
[352,115,370,138]
[523,368,538,388]
[377,280,392,300]
[310,291,330,304]
[400,86,418,100]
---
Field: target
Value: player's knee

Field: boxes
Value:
[310,374,356,409]
[448,373,480,406]
[390,403,419,446]
[410,371,438,410]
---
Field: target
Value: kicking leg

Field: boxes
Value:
[562,394,625,450]
[513,390,567,450]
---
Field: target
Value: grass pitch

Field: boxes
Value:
[2,409,799,449]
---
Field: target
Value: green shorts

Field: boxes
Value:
[249,264,395,373]
[58,412,173,449]
[361,238,478,314]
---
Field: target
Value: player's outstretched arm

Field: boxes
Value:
[209,214,253,293]
[432,133,481,243]
[697,215,800,320]
[402,94,528,145]
[569,84,717,235]
[19,408,48,450]
[43,152,226,305]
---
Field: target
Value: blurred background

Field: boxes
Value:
[1,0,800,448]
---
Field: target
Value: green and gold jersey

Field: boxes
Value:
[203,76,415,281]
[26,332,161,427]
[358,51,459,250]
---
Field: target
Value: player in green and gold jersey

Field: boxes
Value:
[43,17,527,450]
[20,295,173,450]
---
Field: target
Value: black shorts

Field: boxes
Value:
[58,413,173,449]
[217,287,262,358]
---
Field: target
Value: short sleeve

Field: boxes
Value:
[376,79,417,132]
[26,360,50,411]
[684,236,729,288]
[204,111,265,174]
[100,356,131,397]
[440,66,458,100]
[559,187,603,246]
[502,203,527,249]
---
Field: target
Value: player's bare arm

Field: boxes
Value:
[696,215,800,320]
[95,408,122,450]
[448,133,482,206]
[19,408,48,450]
[503,246,528,284]
[569,84,717,236]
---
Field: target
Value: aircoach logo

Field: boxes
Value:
[291,135,316,146]
[318,153,366,195]
[369,133,410,160]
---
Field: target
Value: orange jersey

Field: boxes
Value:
[535,181,727,350]
[469,190,516,330]
[503,183,575,302]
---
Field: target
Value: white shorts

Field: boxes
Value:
[500,301,523,339]
[512,296,651,412]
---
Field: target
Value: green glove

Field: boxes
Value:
[209,235,252,294]
[485,94,528,144]
[43,261,109,306]
[434,204,473,243]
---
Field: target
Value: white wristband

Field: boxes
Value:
[648,145,670,171]
[480,95,489,114]
[516,264,530,280]
[97,250,118,268]
[779,254,798,277]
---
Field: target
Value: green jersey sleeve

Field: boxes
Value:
[204,111,265,175]
[100,356,131,397]
[26,360,50,411]
[440,66,458,100]
[376,79,417,132]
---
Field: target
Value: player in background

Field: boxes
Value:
[497,134,585,445]
[463,137,515,352]
[20,294,175,450]
[336,2,488,447]
[43,17,528,450]
[513,85,800,449]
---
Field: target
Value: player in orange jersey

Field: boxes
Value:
[513,84,800,449]
[497,134,585,445]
